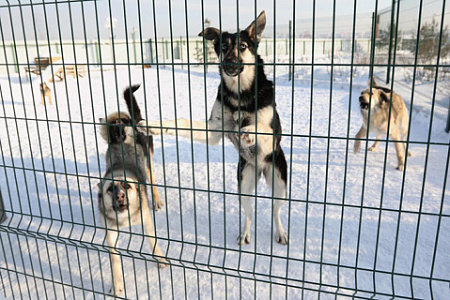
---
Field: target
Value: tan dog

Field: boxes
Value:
[40,82,52,105]
[354,78,411,171]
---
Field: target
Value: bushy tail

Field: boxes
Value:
[123,84,142,123]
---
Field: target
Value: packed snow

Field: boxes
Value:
[0,61,448,299]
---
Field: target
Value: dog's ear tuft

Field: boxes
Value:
[245,10,266,44]
[380,91,390,103]
[199,27,220,42]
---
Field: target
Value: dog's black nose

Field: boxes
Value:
[116,192,125,202]
[222,58,243,77]
[113,192,128,212]
[223,58,238,65]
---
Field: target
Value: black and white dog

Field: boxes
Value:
[139,11,288,245]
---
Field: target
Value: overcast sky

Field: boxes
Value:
[1,0,447,42]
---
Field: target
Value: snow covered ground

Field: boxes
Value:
[0,62,448,299]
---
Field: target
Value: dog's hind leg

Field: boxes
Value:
[369,135,381,151]
[105,228,124,297]
[354,126,367,154]
[390,129,405,171]
[237,158,260,245]
[264,149,289,245]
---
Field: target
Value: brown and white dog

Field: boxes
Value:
[354,78,411,171]
[137,11,289,245]
[98,85,167,296]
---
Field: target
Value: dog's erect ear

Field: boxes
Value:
[199,27,220,43]
[368,76,380,89]
[245,10,266,44]
[379,91,390,103]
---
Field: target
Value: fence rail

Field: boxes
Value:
[0,0,449,299]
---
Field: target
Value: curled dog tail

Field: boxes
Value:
[123,84,142,123]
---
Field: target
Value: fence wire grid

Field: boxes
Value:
[0,0,449,299]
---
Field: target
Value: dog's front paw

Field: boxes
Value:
[136,120,167,135]
[151,192,164,211]
[276,231,289,245]
[109,282,124,297]
[368,146,377,152]
[157,258,169,268]
[153,198,164,211]
[236,126,256,147]
[396,164,404,171]
[353,141,361,154]
[237,233,251,245]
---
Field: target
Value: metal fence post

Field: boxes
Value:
[10,43,18,73]
[149,38,153,64]
[265,38,268,57]
[95,40,100,65]
[0,190,6,224]
[386,0,397,84]
[162,39,166,68]
[180,36,184,70]
[289,20,292,81]
[132,27,137,64]
[446,108,450,133]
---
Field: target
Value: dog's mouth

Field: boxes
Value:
[360,102,369,110]
[113,202,128,212]
[359,96,369,110]
[222,60,244,77]
[223,67,244,77]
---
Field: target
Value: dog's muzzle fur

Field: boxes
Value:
[222,59,244,77]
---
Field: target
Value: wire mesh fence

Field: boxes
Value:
[0,0,449,299]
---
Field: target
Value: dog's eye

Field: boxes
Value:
[124,184,131,190]
[107,186,114,193]
[221,44,228,51]
[240,44,247,50]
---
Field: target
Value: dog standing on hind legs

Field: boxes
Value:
[98,85,167,296]
[138,11,289,245]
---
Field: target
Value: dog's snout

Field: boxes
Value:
[116,191,125,202]
[223,58,238,65]
[359,95,369,110]
[113,191,128,212]
[222,57,244,77]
